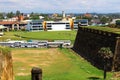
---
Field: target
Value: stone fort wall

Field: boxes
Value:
[73,27,120,71]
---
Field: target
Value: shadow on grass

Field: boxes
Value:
[87,77,102,80]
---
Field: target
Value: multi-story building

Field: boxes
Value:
[75,19,88,26]
[27,20,73,31]
[46,21,71,31]
[27,20,43,31]
[26,19,88,31]
[0,21,27,31]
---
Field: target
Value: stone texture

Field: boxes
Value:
[0,48,13,80]
[73,27,120,71]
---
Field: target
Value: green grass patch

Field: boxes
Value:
[0,31,24,41]
[0,46,11,55]
[82,26,120,34]
[12,48,113,80]
[0,31,77,44]
[15,31,77,43]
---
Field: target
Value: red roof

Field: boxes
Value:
[0,21,18,25]
[84,13,92,18]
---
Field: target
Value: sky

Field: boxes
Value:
[0,0,120,13]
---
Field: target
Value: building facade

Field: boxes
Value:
[26,19,88,31]
[0,21,27,31]
[27,20,43,31]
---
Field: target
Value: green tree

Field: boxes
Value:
[16,10,21,16]
[100,16,109,24]
[98,47,113,80]
[7,12,14,18]
[116,20,120,28]
[0,13,4,19]
[30,15,39,20]
[30,13,40,20]
[30,12,34,17]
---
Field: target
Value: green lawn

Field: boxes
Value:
[82,26,120,34]
[0,32,23,41]
[0,30,77,43]
[12,48,113,80]
[14,31,77,42]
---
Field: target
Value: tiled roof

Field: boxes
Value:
[0,21,18,25]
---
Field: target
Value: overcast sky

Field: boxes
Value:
[0,0,120,13]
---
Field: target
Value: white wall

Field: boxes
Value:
[51,24,66,31]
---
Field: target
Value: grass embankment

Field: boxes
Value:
[82,26,120,34]
[12,48,112,80]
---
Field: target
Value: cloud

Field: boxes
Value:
[0,0,120,13]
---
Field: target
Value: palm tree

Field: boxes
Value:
[98,47,113,80]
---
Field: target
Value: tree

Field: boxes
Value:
[7,12,14,18]
[16,10,21,16]
[0,13,4,19]
[116,20,120,28]
[98,47,113,80]
[30,12,34,17]
[108,24,116,28]
[30,13,40,20]
[30,15,39,20]
[100,16,109,24]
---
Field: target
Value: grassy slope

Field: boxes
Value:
[12,48,112,80]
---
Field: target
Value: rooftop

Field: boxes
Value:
[0,21,18,25]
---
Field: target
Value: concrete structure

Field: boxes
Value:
[73,27,120,71]
[0,40,71,48]
[110,19,120,24]
[26,19,89,31]
[27,20,74,31]
[62,11,66,18]
[46,21,71,31]
[75,19,88,26]
[27,20,43,31]
[0,21,27,31]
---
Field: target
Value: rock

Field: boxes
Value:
[0,47,13,80]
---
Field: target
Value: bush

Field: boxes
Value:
[0,46,11,55]
[108,24,116,28]
[116,20,120,28]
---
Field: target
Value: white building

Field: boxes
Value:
[27,20,77,31]
[46,21,71,31]
[110,19,120,24]
[26,19,88,31]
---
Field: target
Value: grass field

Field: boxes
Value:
[12,48,112,80]
[0,30,77,44]
[15,30,77,43]
[0,32,23,41]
